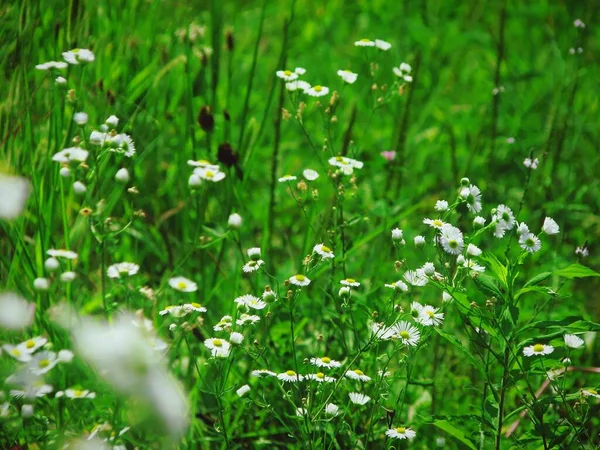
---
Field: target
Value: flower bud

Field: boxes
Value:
[228,213,242,228]
[115,168,130,183]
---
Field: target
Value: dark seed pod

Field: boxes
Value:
[217,142,238,167]
[198,105,215,133]
[223,110,231,122]
[226,30,235,52]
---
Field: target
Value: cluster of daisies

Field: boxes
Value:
[187,159,227,187]
[36,47,95,85]
[0,335,93,419]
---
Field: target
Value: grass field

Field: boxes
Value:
[1,0,600,448]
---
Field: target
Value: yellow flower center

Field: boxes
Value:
[433,219,443,227]
[198,160,210,165]
[285,370,296,376]
[295,275,305,281]
[395,427,406,434]
[346,278,356,283]
[533,344,544,353]
[284,70,292,76]
[427,311,435,318]
[354,369,364,376]
[26,340,35,349]
[344,70,351,73]
[39,359,50,368]
[11,349,21,356]
[314,85,322,92]
[400,331,410,339]
[316,372,325,379]
[321,357,331,364]
[321,245,331,253]
[587,389,597,395]
[74,389,84,397]
[177,281,188,289]
[360,38,371,43]
[205,171,214,178]
[191,302,201,308]
[213,339,223,347]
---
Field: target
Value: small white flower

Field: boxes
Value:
[328,155,363,174]
[228,213,242,228]
[302,169,319,181]
[523,343,554,357]
[313,243,335,259]
[236,313,260,326]
[278,174,297,183]
[277,370,303,383]
[519,232,541,253]
[435,200,449,211]
[159,305,185,317]
[183,302,207,313]
[467,244,482,257]
[107,262,139,279]
[582,389,600,398]
[285,80,311,92]
[574,19,585,28]
[393,62,412,82]
[294,67,306,75]
[337,70,358,84]
[404,270,428,287]
[542,217,560,235]
[52,147,89,164]
[494,205,515,230]
[384,280,409,292]
[464,259,486,273]
[413,235,425,247]
[387,321,420,346]
[524,157,539,169]
[193,167,226,182]
[473,216,486,228]
[33,278,50,291]
[386,426,416,440]
[250,369,276,378]
[442,292,453,302]
[345,369,371,382]
[310,356,342,369]
[348,392,370,405]
[289,274,310,286]
[423,218,446,229]
[230,332,244,345]
[35,61,68,70]
[247,247,261,260]
[3,344,33,362]
[339,286,351,298]
[575,246,589,257]
[18,336,47,353]
[416,305,444,326]
[187,160,220,170]
[355,38,375,47]
[168,276,198,292]
[420,262,436,276]
[374,39,392,50]
[105,115,119,127]
[391,228,403,241]
[564,334,584,349]
[440,223,464,255]
[242,260,264,273]
[62,48,95,64]
[306,372,336,383]
[460,185,483,213]
[115,168,130,183]
[73,181,87,195]
[63,388,96,399]
[0,293,35,330]
[73,112,88,125]
[517,222,530,235]
[340,278,360,287]
[236,384,251,397]
[60,271,77,282]
[57,349,75,363]
[276,69,298,81]
[324,403,339,416]
[235,294,266,310]
[29,351,59,375]
[55,76,67,85]
[204,338,231,358]
[305,85,330,97]
[21,404,34,418]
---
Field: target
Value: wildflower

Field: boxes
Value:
[305,85,330,97]
[3,344,33,362]
[542,217,560,235]
[115,168,130,183]
[435,200,449,211]
[168,276,198,292]
[294,67,306,75]
[404,270,428,287]
[33,278,50,291]
[235,294,266,310]
[0,293,35,330]
[423,218,445,229]
[413,235,425,247]
[55,76,67,85]
[464,259,486,273]
[340,278,360,287]
[73,181,87,195]
[564,334,584,349]
[524,157,539,169]
[73,112,88,125]
[466,243,482,256]
[355,38,375,47]
[473,216,486,228]
[575,246,589,257]
[204,338,231,358]
[491,221,507,238]
[285,80,311,92]
[310,356,342,369]
[339,286,351,299]
[523,344,554,357]
[325,403,339,416]
[519,233,541,254]
[251,369,276,378]
[236,385,251,397]
[416,305,444,326]
[328,155,364,175]
[574,19,585,28]
[276,70,298,81]
[420,262,436,276]
[10,382,53,399]
[393,62,412,82]
[460,184,482,213]
[385,280,408,292]
[387,321,420,346]
[306,372,336,383]
[386,427,416,440]
[159,305,185,317]
[582,389,600,398]
[236,313,260,326]
[62,48,95,64]
[230,332,244,345]
[57,388,96,399]
[374,39,392,50]
[57,349,74,363]
[302,169,319,181]
[243,260,264,273]
[391,228,403,241]
[105,115,119,127]
[516,222,530,235]
[277,370,303,383]
[348,392,371,405]
[193,167,226,182]
[21,405,34,418]
[440,223,464,255]
[183,302,207,313]
[345,369,371,382]
[289,274,311,287]
[381,150,396,162]
[337,70,358,84]
[29,351,59,375]
[314,243,335,259]
[228,213,242,228]
[494,205,516,230]
[278,174,297,183]
[262,288,277,303]
[52,147,89,164]
[187,160,220,170]
[107,262,139,279]
[19,337,47,353]
[35,61,68,70]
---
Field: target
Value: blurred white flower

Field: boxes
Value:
[0,293,35,330]
[0,174,30,220]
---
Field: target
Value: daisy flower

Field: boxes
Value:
[213,315,233,331]
[414,235,425,246]
[193,167,226,182]
[564,334,584,349]
[494,205,516,230]
[435,200,449,211]
[416,305,444,326]
[236,385,251,397]
[403,270,428,287]
[2,344,33,362]
[523,344,554,357]
[29,351,59,375]
[311,243,334,260]
[0,174,30,220]
[542,217,560,235]
[235,294,266,310]
[310,356,342,369]
[10,383,53,399]
[355,38,375,47]
[423,218,445,229]
[183,302,207,313]
[277,370,303,383]
[59,388,96,399]
[305,85,329,97]
[204,338,231,358]
[345,369,371,382]
[517,222,530,235]
[289,274,311,287]
[286,80,311,92]
[159,305,185,317]
[460,184,482,213]
[278,174,297,183]
[62,48,95,64]
[384,280,409,292]
[276,69,298,81]
[328,156,364,175]
[519,233,541,253]
[581,389,600,398]
[35,61,68,70]
[294,67,306,75]
[18,337,47,354]
[464,259,486,273]
[306,372,336,383]
[374,39,392,50]
[243,260,264,273]
[251,369,276,378]
[420,262,435,276]
[340,278,360,287]
[386,426,416,440]
[325,403,339,416]
[393,62,412,82]
[348,392,371,405]
[337,70,358,84]
[387,321,420,346]
[466,244,482,257]
[236,314,261,326]
[107,262,140,279]
[302,169,319,181]
[187,160,220,170]
[168,276,198,292]
[47,249,78,260]
[439,223,464,255]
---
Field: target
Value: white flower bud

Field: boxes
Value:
[44,257,60,272]
[59,167,71,178]
[391,228,403,241]
[105,115,119,127]
[73,112,88,125]
[73,181,87,195]
[230,332,244,345]
[188,174,202,187]
[115,168,130,183]
[55,76,67,85]
[413,236,425,247]
[60,271,77,282]
[21,404,34,418]
[228,213,242,228]
[33,277,50,291]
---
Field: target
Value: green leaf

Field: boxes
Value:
[514,286,552,301]
[431,420,478,450]
[523,271,552,287]
[553,264,600,279]
[435,329,487,378]
[473,273,504,300]
[480,252,508,287]
[519,316,600,334]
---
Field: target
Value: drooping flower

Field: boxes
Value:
[564,334,584,349]
[345,369,371,382]
[542,217,560,235]
[374,39,392,50]
[348,392,371,405]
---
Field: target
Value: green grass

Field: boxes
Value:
[1,0,599,448]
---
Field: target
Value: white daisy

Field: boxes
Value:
[289,274,311,287]
[107,262,140,279]
[276,70,298,81]
[494,205,515,230]
[439,223,464,255]
[55,76,67,85]
[18,337,47,354]
[325,403,339,416]
[29,351,59,375]
[294,67,306,75]
[168,276,198,292]
[0,293,35,330]
[542,217,560,235]
[57,349,75,363]
[159,305,185,317]
[2,344,33,362]
[47,249,78,259]
[277,370,303,383]
[384,280,409,292]
[302,169,319,181]
[466,244,482,256]
[391,228,404,241]
[236,385,251,397]
[228,213,242,228]
[459,184,482,213]
[62,388,96,399]
[581,389,600,398]
[519,233,541,253]
[183,302,207,313]
[348,392,371,405]
[393,62,412,82]
[354,38,375,47]
[523,344,554,357]
[242,260,264,273]
[305,85,329,97]
[235,294,266,310]
[386,426,416,440]
[0,174,30,220]
[374,39,392,50]
[435,200,449,211]
[62,48,95,64]
[187,160,220,170]
[10,382,53,399]
[564,334,584,349]
[416,305,444,326]
[423,218,446,229]
[524,157,539,169]
[310,356,342,369]
[285,80,311,92]
[328,156,364,175]
[278,174,297,183]
[35,61,68,70]
[464,259,486,273]
[204,338,231,358]
[403,270,428,287]
[517,222,530,235]
[313,243,334,259]
[337,70,358,84]
[387,321,420,346]
[236,314,261,326]
[340,278,360,287]
[250,369,276,378]
[345,369,371,382]
[193,167,226,182]
[306,372,336,383]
